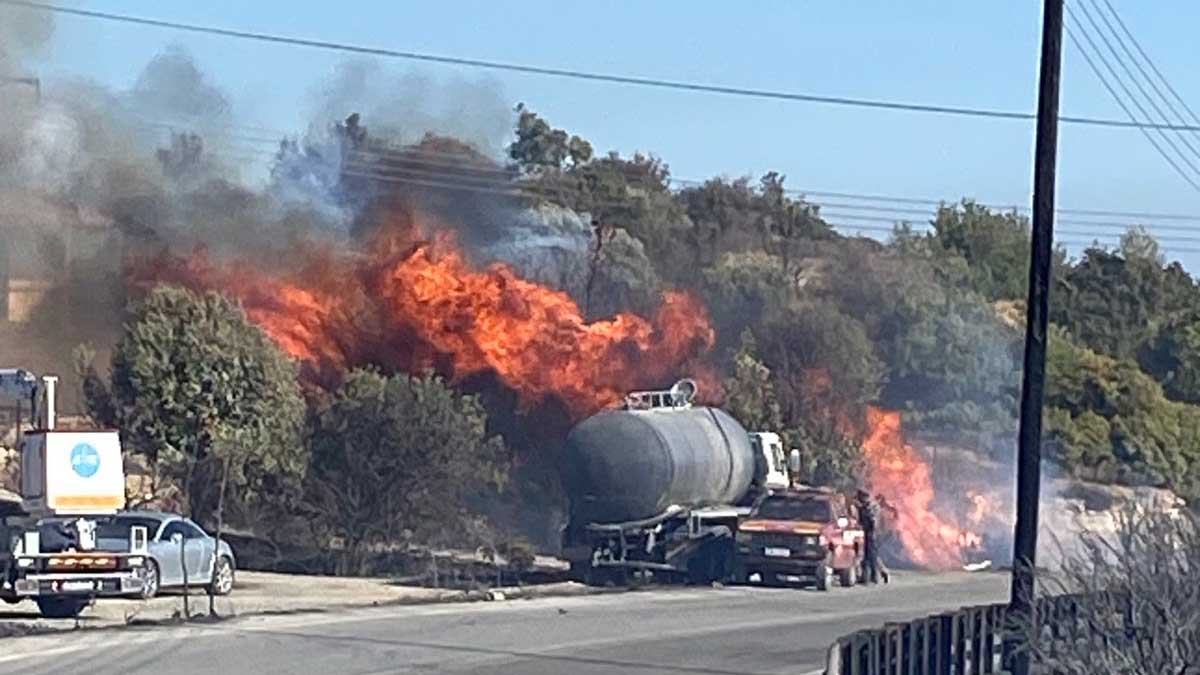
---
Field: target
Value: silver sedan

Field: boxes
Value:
[96,511,236,598]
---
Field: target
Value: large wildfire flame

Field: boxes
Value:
[130,229,716,421]
[862,407,984,569]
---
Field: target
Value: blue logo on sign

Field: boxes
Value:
[70,443,100,478]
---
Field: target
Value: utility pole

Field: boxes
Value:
[1009,1,1063,674]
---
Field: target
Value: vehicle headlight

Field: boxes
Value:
[16,557,35,568]
[818,535,828,547]
[127,556,145,567]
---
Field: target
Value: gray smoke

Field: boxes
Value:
[0,4,53,77]
[0,41,324,413]
[129,45,231,125]
[309,60,511,153]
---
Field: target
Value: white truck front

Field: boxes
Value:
[1,371,150,618]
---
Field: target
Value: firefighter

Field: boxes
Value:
[855,489,881,584]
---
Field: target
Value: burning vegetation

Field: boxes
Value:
[129,219,716,422]
[862,407,985,569]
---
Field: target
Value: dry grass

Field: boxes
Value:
[1015,507,1200,674]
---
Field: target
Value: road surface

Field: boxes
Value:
[0,571,1008,675]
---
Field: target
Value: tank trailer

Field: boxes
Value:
[561,379,789,585]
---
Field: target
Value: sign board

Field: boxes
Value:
[21,431,125,516]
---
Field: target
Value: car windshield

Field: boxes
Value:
[96,517,161,540]
[756,497,833,522]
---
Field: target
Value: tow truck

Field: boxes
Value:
[1,369,150,618]
[733,486,864,590]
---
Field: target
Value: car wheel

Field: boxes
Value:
[138,558,160,599]
[209,556,235,596]
[36,596,89,619]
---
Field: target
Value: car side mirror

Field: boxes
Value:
[837,517,849,529]
[170,533,184,545]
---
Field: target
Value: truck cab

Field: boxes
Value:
[748,432,790,492]
[734,487,864,590]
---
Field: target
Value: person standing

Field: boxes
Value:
[855,489,880,584]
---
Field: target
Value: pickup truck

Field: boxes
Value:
[733,487,864,590]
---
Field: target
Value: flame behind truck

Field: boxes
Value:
[1,369,149,618]
[561,380,788,585]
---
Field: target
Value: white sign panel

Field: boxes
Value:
[38,431,125,515]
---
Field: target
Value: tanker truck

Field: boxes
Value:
[561,380,789,585]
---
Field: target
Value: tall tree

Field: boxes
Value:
[1053,238,1198,359]
[928,201,1031,301]
[508,104,592,172]
[102,285,306,524]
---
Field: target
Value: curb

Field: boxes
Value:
[0,581,623,640]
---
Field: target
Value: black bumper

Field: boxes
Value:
[738,554,826,577]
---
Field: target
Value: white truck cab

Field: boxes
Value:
[748,432,790,491]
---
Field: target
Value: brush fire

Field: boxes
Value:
[862,407,988,570]
[130,223,716,422]
[129,212,994,575]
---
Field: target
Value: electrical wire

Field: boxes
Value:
[1072,0,1200,166]
[1097,0,1200,144]
[6,0,1200,133]
[1064,5,1200,192]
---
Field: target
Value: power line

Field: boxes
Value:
[108,117,1200,237]
[8,0,1200,133]
[1064,12,1200,192]
[148,136,1200,241]
[133,115,1200,224]
[1072,0,1200,167]
[1098,0,1200,143]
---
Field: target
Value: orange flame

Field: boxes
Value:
[861,407,983,569]
[130,232,716,421]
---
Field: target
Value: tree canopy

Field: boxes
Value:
[304,369,508,574]
[100,285,306,523]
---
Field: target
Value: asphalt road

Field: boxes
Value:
[0,571,1008,675]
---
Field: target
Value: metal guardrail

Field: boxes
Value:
[824,593,1090,675]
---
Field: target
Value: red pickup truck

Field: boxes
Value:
[733,488,864,590]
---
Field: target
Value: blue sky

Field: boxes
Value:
[21,1,1200,264]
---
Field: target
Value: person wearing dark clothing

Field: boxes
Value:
[855,489,882,584]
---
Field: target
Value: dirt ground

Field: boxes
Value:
[0,570,593,636]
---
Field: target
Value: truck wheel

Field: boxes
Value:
[568,561,590,583]
[838,564,857,587]
[36,596,90,619]
[730,563,749,585]
[814,563,833,591]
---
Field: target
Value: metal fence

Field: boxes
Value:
[824,594,1090,675]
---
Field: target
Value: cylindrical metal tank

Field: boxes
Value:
[563,406,756,525]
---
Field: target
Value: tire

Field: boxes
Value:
[730,564,749,585]
[208,556,235,596]
[138,558,160,599]
[814,562,833,591]
[36,596,89,619]
[838,563,857,588]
